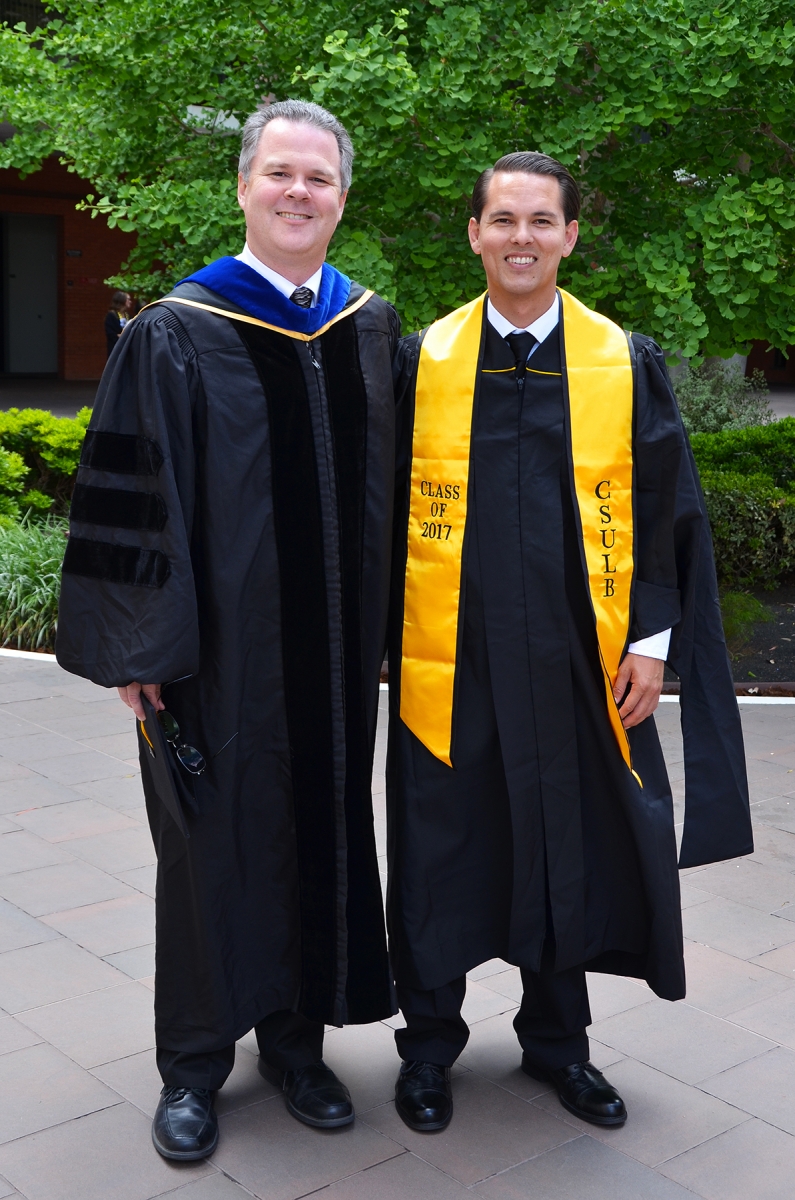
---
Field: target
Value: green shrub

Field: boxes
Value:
[0,446,33,518]
[720,591,773,650]
[0,407,91,516]
[699,469,795,589]
[674,363,773,435]
[689,419,795,589]
[690,418,795,492]
[0,517,67,650]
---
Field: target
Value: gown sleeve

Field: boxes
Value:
[55,306,201,688]
[392,331,421,529]
[632,335,753,868]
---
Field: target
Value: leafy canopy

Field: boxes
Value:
[1,0,794,352]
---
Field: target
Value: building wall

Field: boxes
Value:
[747,341,795,387]
[0,157,135,380]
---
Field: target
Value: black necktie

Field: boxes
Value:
[505,331,537,381]
[290,286,313,308]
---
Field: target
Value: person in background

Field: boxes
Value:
[104,290,132,357]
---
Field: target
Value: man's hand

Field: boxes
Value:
[118,683,164,721]
[613,653,664,729]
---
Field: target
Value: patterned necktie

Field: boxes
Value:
[505,331,538,381]
[290,286,314,309]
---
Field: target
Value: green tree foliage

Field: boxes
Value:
[1,0,794,348]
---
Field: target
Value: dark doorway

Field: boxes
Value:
[1,213,59,375]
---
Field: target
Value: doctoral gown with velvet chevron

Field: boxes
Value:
[56,264,398,1054]
[386,316,752,1002]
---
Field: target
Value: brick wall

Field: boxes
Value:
[0,157,135,380]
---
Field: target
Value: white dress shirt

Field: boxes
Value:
[236,243,323,308]
[486,294,670,662]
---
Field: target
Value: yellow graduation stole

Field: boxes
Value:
[399,288,638,778]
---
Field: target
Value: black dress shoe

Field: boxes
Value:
[522,1055,627,1127]
[258,1058,354,1128]
[151,1086,218,1160]
[395,1061,453,1132]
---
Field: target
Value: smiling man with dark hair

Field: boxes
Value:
[386,151,751,1132]
[56,99,398,1160]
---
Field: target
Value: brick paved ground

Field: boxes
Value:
[0,657,793,1199]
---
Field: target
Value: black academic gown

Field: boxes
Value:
[56,279,398,1055]
[386,315,751,1002]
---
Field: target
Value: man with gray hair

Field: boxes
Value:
[56,99,399,1160]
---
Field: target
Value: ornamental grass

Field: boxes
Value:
[0,516,67,651]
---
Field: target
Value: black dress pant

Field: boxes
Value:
[157,1009,325,1092]
[396,964,591,1071]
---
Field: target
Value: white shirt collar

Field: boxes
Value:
[486,293,560,346]
[236,243,323,308]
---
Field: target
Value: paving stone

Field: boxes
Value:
[0,1015,42,1055]
[678,882,713,909]
[753,794,795,834]
[0,1101,209,1200]
[533,1055,748,1166]
[42,893,155,956]
[682,940,794,1017]
[0,830,73,876]
[0,776,83,816]
[80,731,139,759]
[29,750,134,787]
[700,1045,795,1137]
[212,1097,402,1200]
[0,897,60,953]
[73,774,145,810]
[91,1048,162,1118]
[0,1179,16,1199]
[0,817,20,834]
[65,827,156,873]
[0,761,33,784]
[0,733,89,767]
[694,858,795,912]
[152,1176,258,1200]
[748,823,795,874]
[0,709,43,738]
[104,943,155,979]
[310,1151,471,1198]
[38,713,136,741]
[0,860,133,916]
[0,937,127,1011]
[116,864,157,898]
[17,980,154,1069]
[13,798,139,842]
[682,895,795,958]
[726,984,795,1049]
[750,940,795,978]
[0,696,85,724]
[659,1116,795,1200]
[94,1044,279,1121]
[0,1042,119,1143]
[466,958,513,982]
[322,1018,403,1114]
[0,680,57,705]
[457,1009,621,1103]
[461,979,519,1024]
[363,1071,575,1186]
[474,1133,701,1199]
[119,803,147,825]
[590,998,774,1084]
